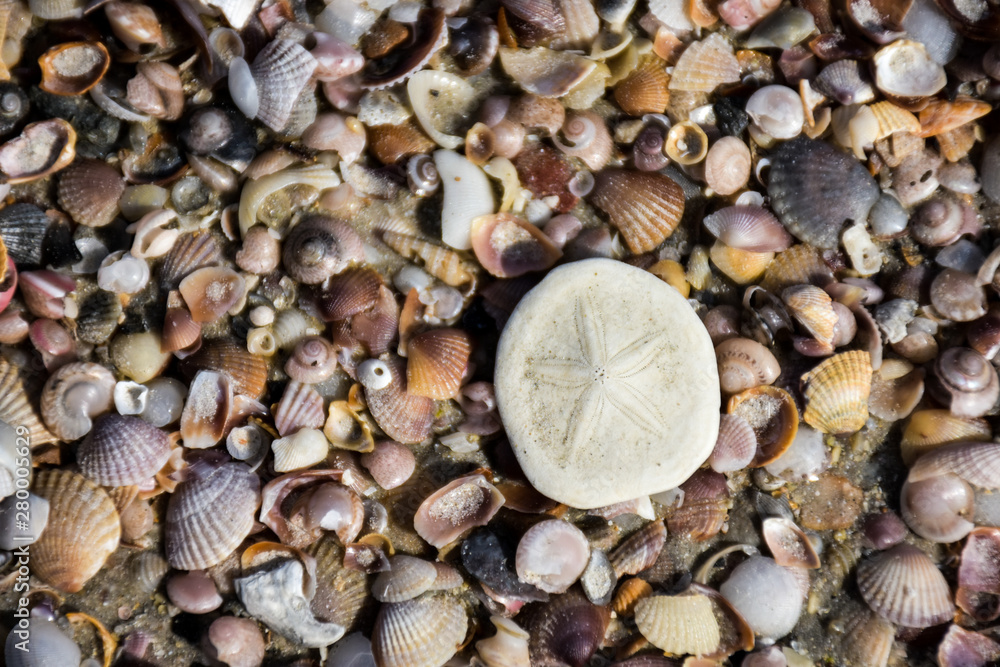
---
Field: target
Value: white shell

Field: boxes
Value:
[239,165,341,237]
[635,594,721,657]
[272,428,330,472]
[407,70,476,150]
[435,149,497,251]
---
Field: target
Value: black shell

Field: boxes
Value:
[0,203,50,266]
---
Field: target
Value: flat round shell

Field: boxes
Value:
[495,258,720,508]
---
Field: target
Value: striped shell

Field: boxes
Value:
[801,350,873,434]
[715,337,781,395]
[907,441,1000,489]
[407,328,471,399]
[709,413,757,472]
[160,232,221,289]
[77,414,172,486]
[372,555,439,603]
[165,462,260,570]
[0,203,49,266]
[783,284,838,346]
[271,428,330,472]
[363,356,434,444]
[609,519,666,577]
[32,469,120,592]
[856,543,953,628]
[372,595,468,667]
[669,33,740,92]
[614,57,670,115]
[667,470,730,542]
[635,594,721,657]
[57,158,123,227]
[181,339,268,399]
[382,231,476,290]
[274,381,326,436]
[250,39,317,132]
[318,267,383,321]
[900,409,991,466]
[0,358,58,449]
[703,206,793,253]
[589,169,684,253]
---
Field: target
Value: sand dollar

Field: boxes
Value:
[495,258,720,509]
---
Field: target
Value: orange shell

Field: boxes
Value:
[589,169,684,253]
[39,41,111,96]
[727,385,799,466]
[406,328,471,399]
[801,350,873,435]
[614,57,670,116]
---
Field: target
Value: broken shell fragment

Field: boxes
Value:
[471,213,562,278]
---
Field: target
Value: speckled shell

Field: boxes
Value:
[57,158,123,227]
[32,469,120,592]
[856,543,953,628]
[165,462,260,570]
[768,137,880,249]
[372,555,439,603]
[589,169,684,253]
[364,356,434,444]
[669,33,740,92]
[181,339,268,399]
[407,328,471,399]
[635,594,721,657]
[250,39,318,132]
[801,350,873,434]
[274,381,325,436]
[609,519,666,577]
[614,57,670,115]
[78,414,172,486]
[372,595,468,667]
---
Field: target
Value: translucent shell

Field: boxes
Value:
[413,473,505,548]
[609,519,666,577]
[589,169,685,253]
[38,41,110,96]
[406,328,471,399]
[727,385,798,466]
[856,543,953,628]
[77,414,172,487]
[669,33,740,93]
[57,158,123,228]
[515,519,590,593]
[363,356,434,444]
[635,594,721,657]
[900,409,990,466]
[372,595,467,667]
[40,361,115,442]
[32,469,120,592]
[382,231,476,290]
[165,462,260,570]
[801,350,873,435]
[471,213,562,279]
[614,57,670,115]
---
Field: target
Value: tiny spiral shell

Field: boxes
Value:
[282,215,365,284]
[553,111,613,171]
[285,336,339,383]
[407,154,440,197]
[40,361,116,441]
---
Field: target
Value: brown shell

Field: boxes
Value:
[283,215,365,285]
[612,577,653,616]
[856,543,953,628]
[371,554,438,603]
[274,381,326,436]
[318,267,383,322]
[38,41,111,96]
[57,158,124,227]
[801,350,873,435]
[77,414,173,487]
[588,169,684,253]
[727,385,799,466]
[0,358,58,451]
[364,356,434,444]
[470,213,562,278]
[919,97,991,138]
[614,56,670,115]
[181,339,268,399]
[178,266,245,322]
[666,470,730,542]
[760,244,836,293]
[382,231,477,290]
[529,589,609,667]
[160,232,222,289]
[367,122,436,166]
[32,469,121,592]
[609,520,666,577]
[406,328,471,399]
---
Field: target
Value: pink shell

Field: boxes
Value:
[413,473,505,548]
[273,381,325,436]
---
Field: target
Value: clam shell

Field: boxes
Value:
[406,328,471,399]
[32,469,120,592]
[588,169,684,253]
[40,361,115,442]
[382,231,476,290]
[666,470,730,542]
[181,339,268,399]
[838,607,896,667]
[614,56,670,115]
[306,535,373,628]
[359,8,447,90]
[372,595,467,667]
[609,519,666,577]
[728,385,799,466]
[363,356,434,444]
[900,409,991,466]
[635,594,721,657]
[274,381,325,436]
[710,241,775,285]
[38,41,110,96]
[0,119,76,184]
[856,543,953,628]
[165,462,260,570]
[938,625,1000,667]
[767,137,880,249]
[801,350,873,435]
[57,158,123,227]
[178,266,245,322]
[372,555,438,603]
[413,473,505,548]
[529,589,609,666]
[78,414,172,487]
[763,516,820,568]
[250,39,317,132]
[669,33,740,93]
[783,284,838,346]
[180,370,231,449]
[0,203,49,266]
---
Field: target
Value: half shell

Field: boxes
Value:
[856,543,953,628]
[801,350,873,435]
[588,169,684,253]
[372,595,467,667]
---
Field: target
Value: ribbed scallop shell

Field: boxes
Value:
[364,356,434,444]
[32,469,120,592]
[57,158,123,227]
[372,596,467,667]
[372,555,439,603]
[609,520,666,577]
[783,284,838,346]
[669,33,740,93]
[271,428,330,472]
[165,462,260,570]
[160,232,221,289]
[900,410,991,466]
[728,385,799,466]
[274,381,325,436]
[529,589,609,667]
[589,169,684,253]
[40,361,115,441]
[635,594,721,657]
[801,350,873,434]
[549,0,599,50]
[382,231,476,289]
[709,413,757,472]
[307,535,373,629]
[131,550,169,592]
[614,57,670,116]
[162,305,201,352]
[0,358,57,448]
[407,328,471,399]
[0,203,49,265]
[709,241,774,284]
[667,470,730,542]
[319,267,383,321]
[908,441,1000,489]
[870,101,921,138]
[815,59,875,105]
[856,543,953,628]
[181,339,268,399]
[768,137,880,249]
[760,244,835,293]
[703,206,793,253]
[250,39,317,132]
[839,607,895,667]
[78,414,172,486]
[368,121,436,165]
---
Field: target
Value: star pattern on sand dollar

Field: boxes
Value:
[531,294,670,456]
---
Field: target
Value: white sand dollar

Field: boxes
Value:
[495,258,720,509]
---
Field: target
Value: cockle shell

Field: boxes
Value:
[248,39,317,132]
[372,555,438,603]
[413,473,505,548]
[57,158,123,228]
[159,232,221,289]
[180,370,231,449]
[709,413,757,472]
[78,414,172,487]
[165,462,260,570]
[529,589,609,666]
[783,284,838,346]
[0,358,58,451]
[703,206,793,253]
[609,519,666,577]
[667,470,730,541]
[40,361,114,442]
[32,469,120,592]
[801,350,873,434]
[372,595,467,667]
[0,203,48,266]
[614,57,670,115]
[635,594,721,657]
[900,409,991,465]
[274,382,325,436]
[362,356,433,444]
[670,33,740,92]
[406,328,471,399]
[272,428,330,472]
[856,543,953,628]
[181,339,268,399]
[588,169,684,253]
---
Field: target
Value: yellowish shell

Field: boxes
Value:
[613,56,670,116]
[918,96,991,138]
[869,101,921,139]
[0,358,58,451]
[801,350,873,435]
[324,400,375,453]
[936,123,979,163]
[760,244,835,293]
[709,240,774,285]
[900,409,991,466]
[783,284,838,346]
[382,231,476,290]
[407,328,471,399]
[634,594,721,657]
[32,469,121,592]
[669,33,740,93]
[665,120,708,165]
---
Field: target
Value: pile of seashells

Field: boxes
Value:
[3,0,1000,663]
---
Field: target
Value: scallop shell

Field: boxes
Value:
[350,285,400,356]
[160,232,221,289]
[783,284,838,346]
[635,594,721,657]
[728,385,799,466]
[165,462,260,570]
[181,339,268,399]
[162,304,201,352]
[306,535,373,628]
[613,577,653,616]
[0,203,49,266]
[274,381,325,436]
[767,137,880,249]
[32,469,120,592]
[703,206,793,253]
[614,57,670,115]
[666,470,730,542]
[40,361,115,442]
[372,555,439,603]
[669,33,740,93]
[709,413,757,473]
[372,595,467,667]
[907,441,1000,490]
[318,267,383,322]
[78,414,172,487]
[709,241,774,285]
[250,39,317,132]
[588,169,684,253]
[413,473,505,548]
[363,356,433,444]
[406,328,471,399]
[131,550,169,592]
[382,231,476,290]
[838,607,896,667]
[57,158,123,228]
[272,428,330,472]
[801,350,873,434]
[870,100,921,138]
[609,519,666,577]
[900,409,991,466]
[856,543,953,628]
[760,244,835,293]
[0,358,58,450]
